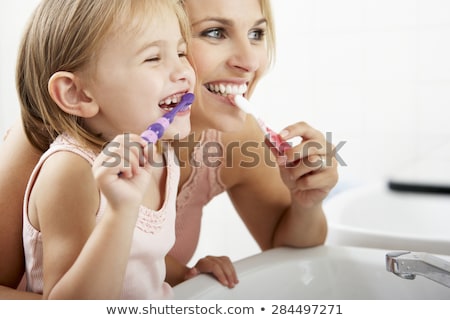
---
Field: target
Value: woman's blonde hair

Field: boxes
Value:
[17,0,191,152]
[259,0,276,68]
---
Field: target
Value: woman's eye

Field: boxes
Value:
[249,29,265,41]
[201,28,225,40]
[178,51,187,58]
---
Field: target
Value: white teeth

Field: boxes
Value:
[206,83,248,96]
[159,94,182,107]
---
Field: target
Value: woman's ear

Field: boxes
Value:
[48,71,99,118]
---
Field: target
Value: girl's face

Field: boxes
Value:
[184,0,269,132]
[82,10,195,142]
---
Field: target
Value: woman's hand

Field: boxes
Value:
[190,255,239,288]
[275,122,339,208]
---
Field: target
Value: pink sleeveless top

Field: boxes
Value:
[23,134,177,299]
[171,129,227,264]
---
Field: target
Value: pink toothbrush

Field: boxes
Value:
[141,93,194,144]
[233,95,292,155]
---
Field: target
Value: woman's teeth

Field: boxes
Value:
[206,83,247,96]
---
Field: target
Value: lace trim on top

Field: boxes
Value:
[135,150,177,234]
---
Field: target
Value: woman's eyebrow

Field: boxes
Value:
[192,17,267,28]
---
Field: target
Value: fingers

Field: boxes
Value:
[94,134,151,179]
[184,267,199,281]
[274,122,339,205]
[194,255,239,288]
[277,122,325,163]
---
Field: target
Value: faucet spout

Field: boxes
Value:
[386,251,450,288]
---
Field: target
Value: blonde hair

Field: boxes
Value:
[17,0,191,152]
[259,0,276,68]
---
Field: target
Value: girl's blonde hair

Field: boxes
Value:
[17,0,191,152]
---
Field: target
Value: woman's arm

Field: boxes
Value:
[0,121,42,297]
[222,116,337,250]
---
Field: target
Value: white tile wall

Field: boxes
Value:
[1,0,449,264]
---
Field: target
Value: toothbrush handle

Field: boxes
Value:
[141,93,194,144]
[264,126,292,155]
[141,117,171,144]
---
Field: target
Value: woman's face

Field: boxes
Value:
[184,0,269,132]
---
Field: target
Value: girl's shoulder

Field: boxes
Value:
[27,149,99,231]
[32,149,97,204]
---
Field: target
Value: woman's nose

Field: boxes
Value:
[227,38,261,73]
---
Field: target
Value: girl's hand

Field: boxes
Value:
[275,122,339,208]
[92,133,153,211]
[188,255,239,288]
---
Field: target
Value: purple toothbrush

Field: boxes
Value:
[141,93,194,144]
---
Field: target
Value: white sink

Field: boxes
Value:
[173,245,450,299]
[324,182,450,255]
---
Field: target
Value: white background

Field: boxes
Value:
[1,1,450,263]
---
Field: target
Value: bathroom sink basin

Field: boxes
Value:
[324,182,450,255]
[173,245,450,299]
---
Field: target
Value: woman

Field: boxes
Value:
[0,0,338,298]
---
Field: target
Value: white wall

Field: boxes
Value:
[0,1,40,135]
[1,1,449,264]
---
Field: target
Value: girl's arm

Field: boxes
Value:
[0,286,41,300]
[34,134,152,299]
[0,121,42,298]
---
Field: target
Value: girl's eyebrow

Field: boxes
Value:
[192,17,267,28]
[135,37,186,56]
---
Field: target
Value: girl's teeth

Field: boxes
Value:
[159,94,182,107]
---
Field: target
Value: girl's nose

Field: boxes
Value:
[170,58,195,84]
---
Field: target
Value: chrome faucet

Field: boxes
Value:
[386,251,450,288]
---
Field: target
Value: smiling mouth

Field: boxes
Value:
[205,83,248,97]
[158,93,185,111]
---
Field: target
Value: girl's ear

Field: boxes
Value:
[48,71,99,118]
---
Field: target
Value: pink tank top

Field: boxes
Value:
[171,129,227,264]
[23,134,177,299]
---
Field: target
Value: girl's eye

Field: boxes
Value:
[145,56,160,63]
[249,29,265,41]
[178,51,187,58]
[200,28,225,40]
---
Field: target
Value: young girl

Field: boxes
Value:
[18,0,195,299]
